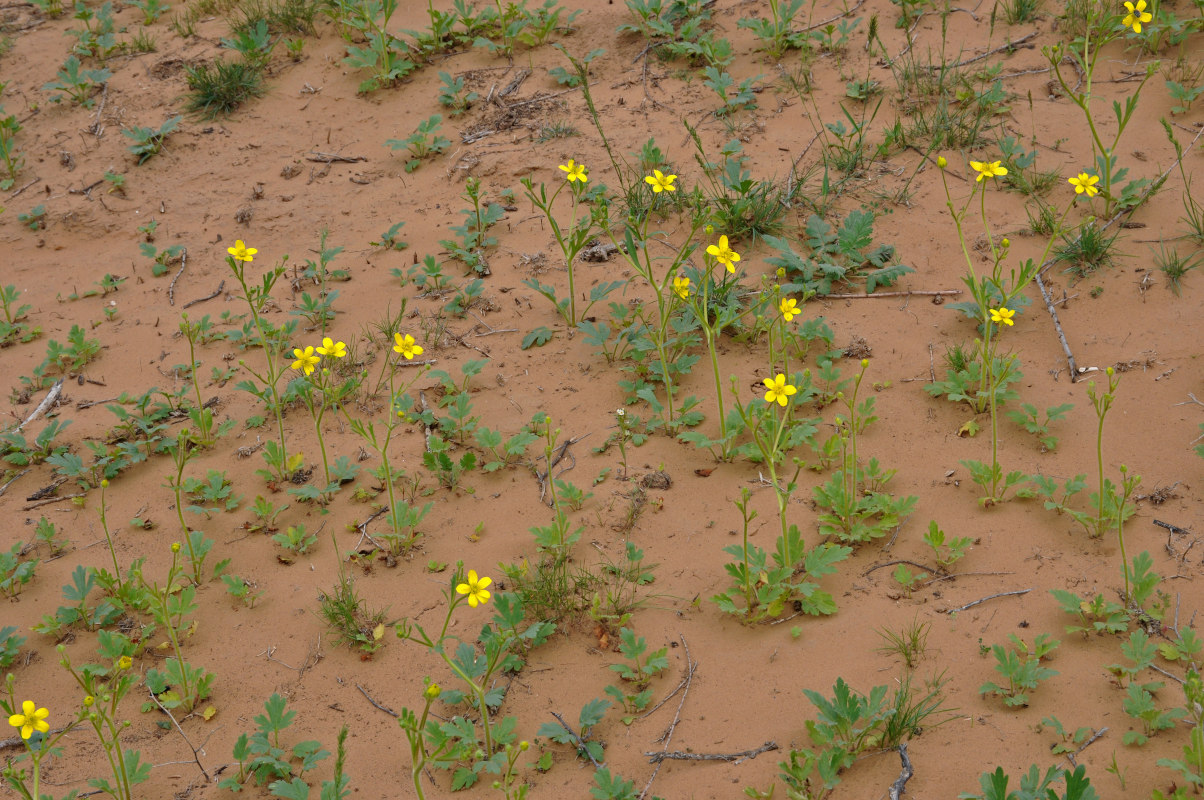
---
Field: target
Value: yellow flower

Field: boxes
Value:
[762,373,797,407]
[227,240,257,262]
[672,275,690,299]
[393,333,423,360]
[989,307,1016,326]
[455,570,493,608]
[970,160,1007,182]
[779,297,800,322]
[8,701,50,740]
[644,169,677,193]
[706,235,741,272]
[117,656,132,670]
[1123,0,1151,32]
[290,346,320,376]
[316,337,347,358]
[1068,172,1099,197]
[937,156,948,169]
[558,160,587,183]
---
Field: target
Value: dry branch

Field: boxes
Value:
[947,588,1032,613]
[16,378,64,432]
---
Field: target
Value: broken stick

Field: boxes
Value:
[16,378,64,432]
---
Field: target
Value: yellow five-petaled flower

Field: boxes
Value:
[227,240,257,262]
[970,160,1008,182]
[558,160,587,183]
[763,373,797,407]
[706,235,741,272]
[1068,172,1099,198]
[1123,0,1151,32]
[8,701,50,740]
[393,333,423,360]
[644,169,677,193]
[989,307,1016,326]
[672,275,690,300]
[316,337,347,358]
[455,570,492,608]
[779,297,800,322]
[291,346,320,376]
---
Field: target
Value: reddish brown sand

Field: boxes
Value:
[2,1,1203,798]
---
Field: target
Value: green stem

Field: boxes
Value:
[98,481,122,584]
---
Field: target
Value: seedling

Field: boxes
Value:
[979,633,1060,707]
[386,114,450,172]
[123,115,181,164]
[436,70,477,115]
[923,521,972,571]
[42,56,111,107]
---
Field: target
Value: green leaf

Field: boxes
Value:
[578,697,612,730]
[268,777,311,800]
[521,326,554,350]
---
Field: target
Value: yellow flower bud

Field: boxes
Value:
[424,683,442,700]
[776,267,786,278]
[171,542,181,553]
[117,656,132,670]
[937,156,947,169]
[1000,238,1010,248]
[84,695,95,706]
[100,479,109,488]
[520,741,530,751]
[860,358,869,368]
[704,224,714,234]
[1106,366,1114,376]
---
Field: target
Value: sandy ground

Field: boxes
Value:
[2,0,1203,797]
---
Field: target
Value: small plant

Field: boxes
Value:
[1007,402,1073,451]
[0,542,36,599]
[1054,221,1121,279]
[340,0,415,92]
[979,633,1059,707]
[537,697,611,765]
[18,204,46,231]
[766,209,913,296]
[386,114,450,172]
[184,58,265,118]
[218,693,330,791]
[317,554,387,654]
[1154,241,1201,296]
[1122,681,1184,746]
[220,18,275,68]
[923,521,972,571]
[737,0,807,58]
[1050,589,1127,637]
[0,625,24,668]
[122,115,181,164]
[958,764,1098,800]
[139,242,185,277]
[42,56,111,107]
[0,284,39,346]
[142,544,214,714]
[126,0,170,24]
[1039,715,1095,757]
[0,107,22,191]
[370,220,408,251]
[437,70,477,115]
[273,524,317,558]
[604,627,668,722]
[221,573,262,608]
[1157,668,1204,790]
[874,617,929,669]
